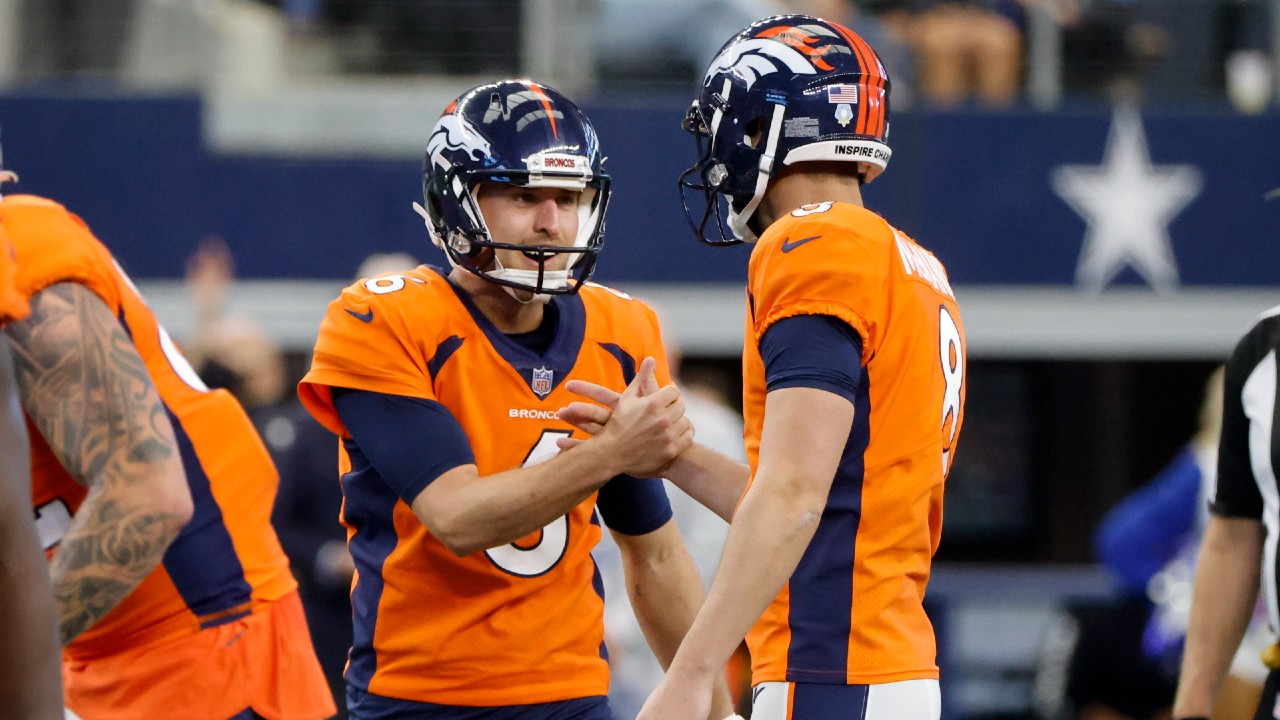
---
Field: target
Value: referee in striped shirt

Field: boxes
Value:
[1176,307,1280,720]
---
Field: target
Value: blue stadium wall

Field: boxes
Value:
[1,92,1278,287]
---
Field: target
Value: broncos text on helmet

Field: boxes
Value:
[678,15,891,245]
[414,79,611,295]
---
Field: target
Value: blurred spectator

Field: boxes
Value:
[1056,0,1145,98]
[1053,0,1261,105]
[183,237,355,718]
[910,0,1027,108]
[594,0,785,85]
[1218,0,1272,113]
[16,0,137,81]
[195,315,288,411]
[183,238,287,410]
[797,0,1029,108]
[321,0,520,74]
[1034,367,1267,720]
[1217,0,1268,61]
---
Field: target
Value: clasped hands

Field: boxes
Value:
[556,356,692,477]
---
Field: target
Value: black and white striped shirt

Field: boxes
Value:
[1211,305,1280,635]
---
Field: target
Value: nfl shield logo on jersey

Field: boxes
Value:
[531,367,554,398]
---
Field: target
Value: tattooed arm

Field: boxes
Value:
[4,282,194,646]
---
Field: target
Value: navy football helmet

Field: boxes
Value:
[415,80,610,295]
[679,15,892,244]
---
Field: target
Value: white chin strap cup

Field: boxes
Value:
[490,260,567,305]
[493,266,570,291]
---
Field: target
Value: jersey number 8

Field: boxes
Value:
[939,306,964,475]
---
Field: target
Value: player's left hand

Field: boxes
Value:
[554,363,661,447]
[636,672,713,720]
[555,381,618,440]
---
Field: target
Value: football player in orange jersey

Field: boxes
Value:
[559,15,966,720]
[298,80,738,720]
[0,182,334,718]
[0,167,62,720]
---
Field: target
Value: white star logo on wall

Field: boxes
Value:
[1051,105,1202,293]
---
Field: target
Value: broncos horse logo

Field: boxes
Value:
[427,113,493,165]
[704,24,844,89]
[482,90,547,124]
[483,83,564,139]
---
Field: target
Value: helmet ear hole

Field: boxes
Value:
[743,117,766,149]
[469,246,495,271]
[427,193,446,228]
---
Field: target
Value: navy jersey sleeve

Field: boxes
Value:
[596,475,673,536]
[332,387,476,505]
[759,314,864,402]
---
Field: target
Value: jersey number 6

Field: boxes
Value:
[485,430,573,577]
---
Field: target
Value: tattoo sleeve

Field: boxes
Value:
[4,282,191,645]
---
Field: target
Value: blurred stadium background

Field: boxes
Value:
[3,0,1279,717]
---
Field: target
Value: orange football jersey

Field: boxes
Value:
[0,196,299,654]
[0,221,29,324]
[742,201,966,685]
[299,267,673,707]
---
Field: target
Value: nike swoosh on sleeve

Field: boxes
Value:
[345,307,374,323]
[781,235,822,253]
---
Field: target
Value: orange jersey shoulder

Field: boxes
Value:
[749,201,900,356]
[300,267,471,436]
[0,222,28,324]
[0,195,121,309]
